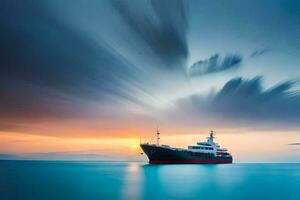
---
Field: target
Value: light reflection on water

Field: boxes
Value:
[1,161,300,200]
[122,163,143,200]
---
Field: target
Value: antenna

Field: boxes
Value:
[156,127,160,146]
[207,130,215,143]
[210,130,214,138]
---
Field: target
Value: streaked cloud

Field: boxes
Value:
[0,0,189,134]
[213,77,300,121]
[173,76,300,128]
[189,54,242,77]
[250,48,270,58]
[110,0,188,71]
[0,0,299,140]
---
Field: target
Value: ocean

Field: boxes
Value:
[1,160,299,200]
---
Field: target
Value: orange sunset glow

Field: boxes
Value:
[2,130,300,162]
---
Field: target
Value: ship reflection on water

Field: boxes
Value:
[1,161,299,200]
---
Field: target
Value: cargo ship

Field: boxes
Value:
[140,130,232,164]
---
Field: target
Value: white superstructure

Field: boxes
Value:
[188,131,231,157]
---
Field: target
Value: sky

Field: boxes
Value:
[0,0,300,162]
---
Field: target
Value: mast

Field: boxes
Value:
[156,127,160,146]
[207,130,215,143]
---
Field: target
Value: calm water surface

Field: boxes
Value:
[1,161,300,200]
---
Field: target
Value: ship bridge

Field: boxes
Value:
[187,131,231,157]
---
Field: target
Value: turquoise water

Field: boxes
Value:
[1,161,300,200]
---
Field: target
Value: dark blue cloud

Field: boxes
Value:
[0,0,188,127]
[189,54,242,77]
[213,77,300,120]
[0,1,136,103]
[111,0,188,71]
[176,76,300,127]
[0,13,133,123]
[249,48,270,58]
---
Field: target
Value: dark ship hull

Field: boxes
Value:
[140,144,232,164]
